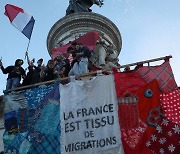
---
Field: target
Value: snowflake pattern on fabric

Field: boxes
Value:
[121,120,147,149]
[146,118,180,154]
[3,83,60,154]
[160,89,180,125]
[23,84,54,108]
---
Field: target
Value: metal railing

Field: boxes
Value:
[4,55,172,93]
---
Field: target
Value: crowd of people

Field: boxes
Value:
[0,42,114,91]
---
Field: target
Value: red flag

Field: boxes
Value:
[52,31,100,58]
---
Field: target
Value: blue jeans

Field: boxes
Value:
[6,78,20,90]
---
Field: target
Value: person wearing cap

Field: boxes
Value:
[0,59,25,90]
[31,58,44,84]
[23,52,44,85]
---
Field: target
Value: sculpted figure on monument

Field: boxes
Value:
[89,40,120,69]
[66,0,104,15]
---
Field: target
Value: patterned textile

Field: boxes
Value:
[28,132,60,154]
[3,91,28,113]
[4,111,16,120]
[19,138,32,154]
[3,131,27,154]
[122,131,152,154]
[8,132,28,151]
[136,61,177,93]
[121,120,147,149]
[135,80,162,127]
[34,104,60,135]
[17,108,28,133]
[4,117,18,133]
[23,84,54,108]
[3,83,60,154]
[26,107,41,138]
[147,106,164,128]
[118,95,139,129]
[4,111,18,134]
[146,118,180,154]
[114,71,147,97]
[40,81,60,106]
[118,80,163,154]
[160,89,180,125]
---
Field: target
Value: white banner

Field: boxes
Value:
[60,75,124,154]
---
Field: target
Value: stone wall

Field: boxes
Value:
[47,12,122,57]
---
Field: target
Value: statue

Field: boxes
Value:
[89,40,120,69]
[66,0,104,15]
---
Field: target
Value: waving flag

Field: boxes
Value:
[4,4,35,39]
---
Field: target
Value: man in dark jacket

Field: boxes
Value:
[0,59,25,90]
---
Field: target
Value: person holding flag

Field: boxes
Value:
[0,4,36,91]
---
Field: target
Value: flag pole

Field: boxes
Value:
[26,39,31,51]
[25,17,35,59]
[25,39,31,59]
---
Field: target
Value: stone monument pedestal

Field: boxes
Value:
[47,12,122,67]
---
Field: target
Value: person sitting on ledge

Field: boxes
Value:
[0,59,25,90]
[68,42,90,76]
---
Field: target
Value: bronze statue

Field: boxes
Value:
[66,0,104,15]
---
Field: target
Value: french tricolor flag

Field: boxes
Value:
[4,4,35,40]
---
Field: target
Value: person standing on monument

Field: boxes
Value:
[0,59,25,90]
[22,52,44,85]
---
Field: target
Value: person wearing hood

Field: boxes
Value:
[0,59,26,90]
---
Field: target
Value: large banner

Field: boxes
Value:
[60,75,124,154]
[2,60,179,154]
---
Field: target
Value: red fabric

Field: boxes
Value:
[5,4,24,22]
[121,120,147,149]
[122,127,153,154]
[52,31,100,58]
[119,81,162,154]
[146,118,180,154]
[52,44,71,59]
[136,61,177,93]
[136,80,162,128]
[160,89,180,125]
[118,96,139,129]
[74,31,100,50]
[114,71,147,97]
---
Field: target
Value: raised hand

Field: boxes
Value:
[0,59,2,67]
